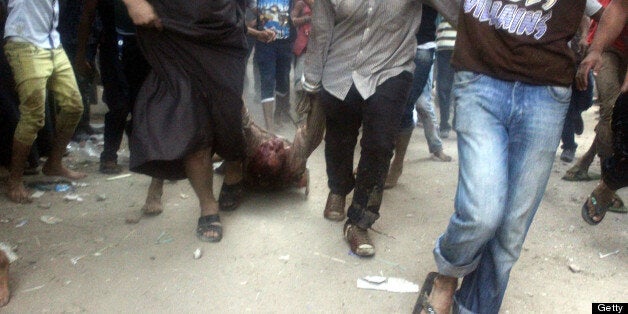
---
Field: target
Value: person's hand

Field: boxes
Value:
[126,0,162,30]
[576,49,603,91]
[257,29,276,43]
[74,59,95,78]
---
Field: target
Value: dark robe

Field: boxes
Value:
[130,0,248,180]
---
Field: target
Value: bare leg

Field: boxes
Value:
[42,131,87,180]
[564,138,598,180]
[0,250,9,307]
[223,160,243,185]
[423,275,458,314]
[185,148,220,239]
[385,131,412,189]
[7,139,32,203]
[141,178,164,216]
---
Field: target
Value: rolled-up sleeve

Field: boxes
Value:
[303,0,334,89]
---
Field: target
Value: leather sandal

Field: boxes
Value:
[323,192,345,221]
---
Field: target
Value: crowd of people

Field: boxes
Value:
[0,0,626,312]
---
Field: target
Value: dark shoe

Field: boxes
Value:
[560,148,576,163]
[99,161,123,174]
[218,181,243,211]
[196,214,223,242]
[343,220,374,257]
[439,129,450,139]
[324,192,346,221]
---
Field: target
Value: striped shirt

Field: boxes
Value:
[303,0,460,100]
[435,20,456,51]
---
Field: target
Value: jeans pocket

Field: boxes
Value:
[547,85,572,103]
[453,71,483,87]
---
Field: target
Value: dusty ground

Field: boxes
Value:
[0,70,626,313]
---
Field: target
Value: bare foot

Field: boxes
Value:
[6,179,32,204]
[432,150,453,162]
[42,163,87,180]
[141,194,163,216]
[0,251,10,307]
[425,275,457,314]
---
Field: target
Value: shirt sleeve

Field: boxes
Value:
[303,0,334,90]
[584,0,603,17]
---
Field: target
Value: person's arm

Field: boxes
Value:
[424,0,461,28]
[74,0,99,77]
[576,0,627,90]
[122,0,162,29]
[577,15,591,55]
[291,1,310,27]
[302,0,334,92]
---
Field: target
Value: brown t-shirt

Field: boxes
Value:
[452,0,586,87]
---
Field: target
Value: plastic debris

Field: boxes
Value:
[40,215,63,224]
[64,194,84,202]
[568,264,581,273]
[279,255,290,262]
[71,255,85,265]
[96,194,107,201]
[72,182,90,188]
[193,248,202,259]
[155,231,174,244]
[599,250,620,259]
[0,218,11,223]
[313,251,346,264]
[28,179,72,191]
[15,219,28,228]
[38,202,52,209]
[180,193,190,199]
[356,276,419,293]
[55,184,72,192]
[106,173,132,181]
[31,191,45,198]
[21,284,45,293]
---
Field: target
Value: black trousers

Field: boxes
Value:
[321,71,412,229]
[602,92,628,191]
[100,34,150,163]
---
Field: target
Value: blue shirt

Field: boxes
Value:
[257,0,291,40]
[4,0,61,49]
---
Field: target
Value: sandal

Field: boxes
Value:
[218,181,243,211]
[608,194,627,214]
[562,166,600,182]
[582,194,611,225]
[413,272,439,314]
[196,214,223,242]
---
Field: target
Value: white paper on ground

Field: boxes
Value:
[356,276,419,293]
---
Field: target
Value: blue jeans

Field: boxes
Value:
[254,39,292,100]
[436,49,455,132]
[433,71,570,314]
[416,67,443,153]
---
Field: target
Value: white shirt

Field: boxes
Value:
[4,0,61,49]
